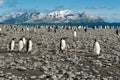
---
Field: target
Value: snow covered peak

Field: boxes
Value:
[81,12,89,17]
[59,9,73,15]
[48,9,75,18]
[0,10,104,24]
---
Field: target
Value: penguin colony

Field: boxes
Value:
[7,25,119,56]
[9,36,32,53]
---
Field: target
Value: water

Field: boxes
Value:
[8,22,120,28]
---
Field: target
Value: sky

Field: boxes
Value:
[0,0,120,22]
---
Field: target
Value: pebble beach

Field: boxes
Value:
[0,25,119,80]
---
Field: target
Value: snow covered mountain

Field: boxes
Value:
[0,10,104,24]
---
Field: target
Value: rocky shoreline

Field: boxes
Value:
[0,25,119,80]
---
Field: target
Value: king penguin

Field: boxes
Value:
[18,38,24,52]
[22,36,26,45]
[93,39,101,55]
[9,38,15,52]
[116,28,119,35]
[60,38,66,53]
[54,27,57,33]
[73,29,77,41]
[84,27,87,32]
[26,38,32,53]
[0,28,2,31]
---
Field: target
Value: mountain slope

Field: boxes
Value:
[0,10,104,24]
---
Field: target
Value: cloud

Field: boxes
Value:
[34,6,65,13]
[83,8,120,22]
[5,0,18,8]
[86,6,113,10]
[0,0,4,6]
[55,6,64,10]
[54,6,64,11]
[0,0,18,7]
[13,8,38,13]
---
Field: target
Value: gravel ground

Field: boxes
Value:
[0,25,119,80]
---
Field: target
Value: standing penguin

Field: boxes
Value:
[26,38,32,53]
[84,27,88,32]
[60,38,66,53]
[48,26,51,32]
[9,38,15,52]
[26,28,29,31]
[0,28,2,31]
[18,38,24,52]
[73,29,77,41]
[54,27,57,33]
[93,39,101,55]
[22,36,26,45]
[116,28,119,35]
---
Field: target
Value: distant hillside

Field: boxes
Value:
[0,10,104,24]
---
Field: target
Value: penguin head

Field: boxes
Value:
[94,38,100,43]
[12,38,15,40]
[19,38,23,41]
[29,38,31,40]
[28,38,32,40]
[60,37,67,41]
[94,39,97,42]
[62,37,67,40]
[74,28,76,31]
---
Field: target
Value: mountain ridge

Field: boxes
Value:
[0,10,104,24]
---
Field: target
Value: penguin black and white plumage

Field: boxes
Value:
[0,28,2,31]
[26,28,29,31]
[70,26,72,30]
[18,38,24,52]
[93,26,97,29]
[60,38,66,53]
[84,27,87,32]
[116,28,119,35]
[9,38,15,52]
[54,27,57,33]
[104,26,107,29]
[74,29,77,37]
[22,36,26,45]
[48,26,51,32]
[66,26,69,30]
[73,29,77,41]
[26,38,32,53]
[93,39,101,55]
